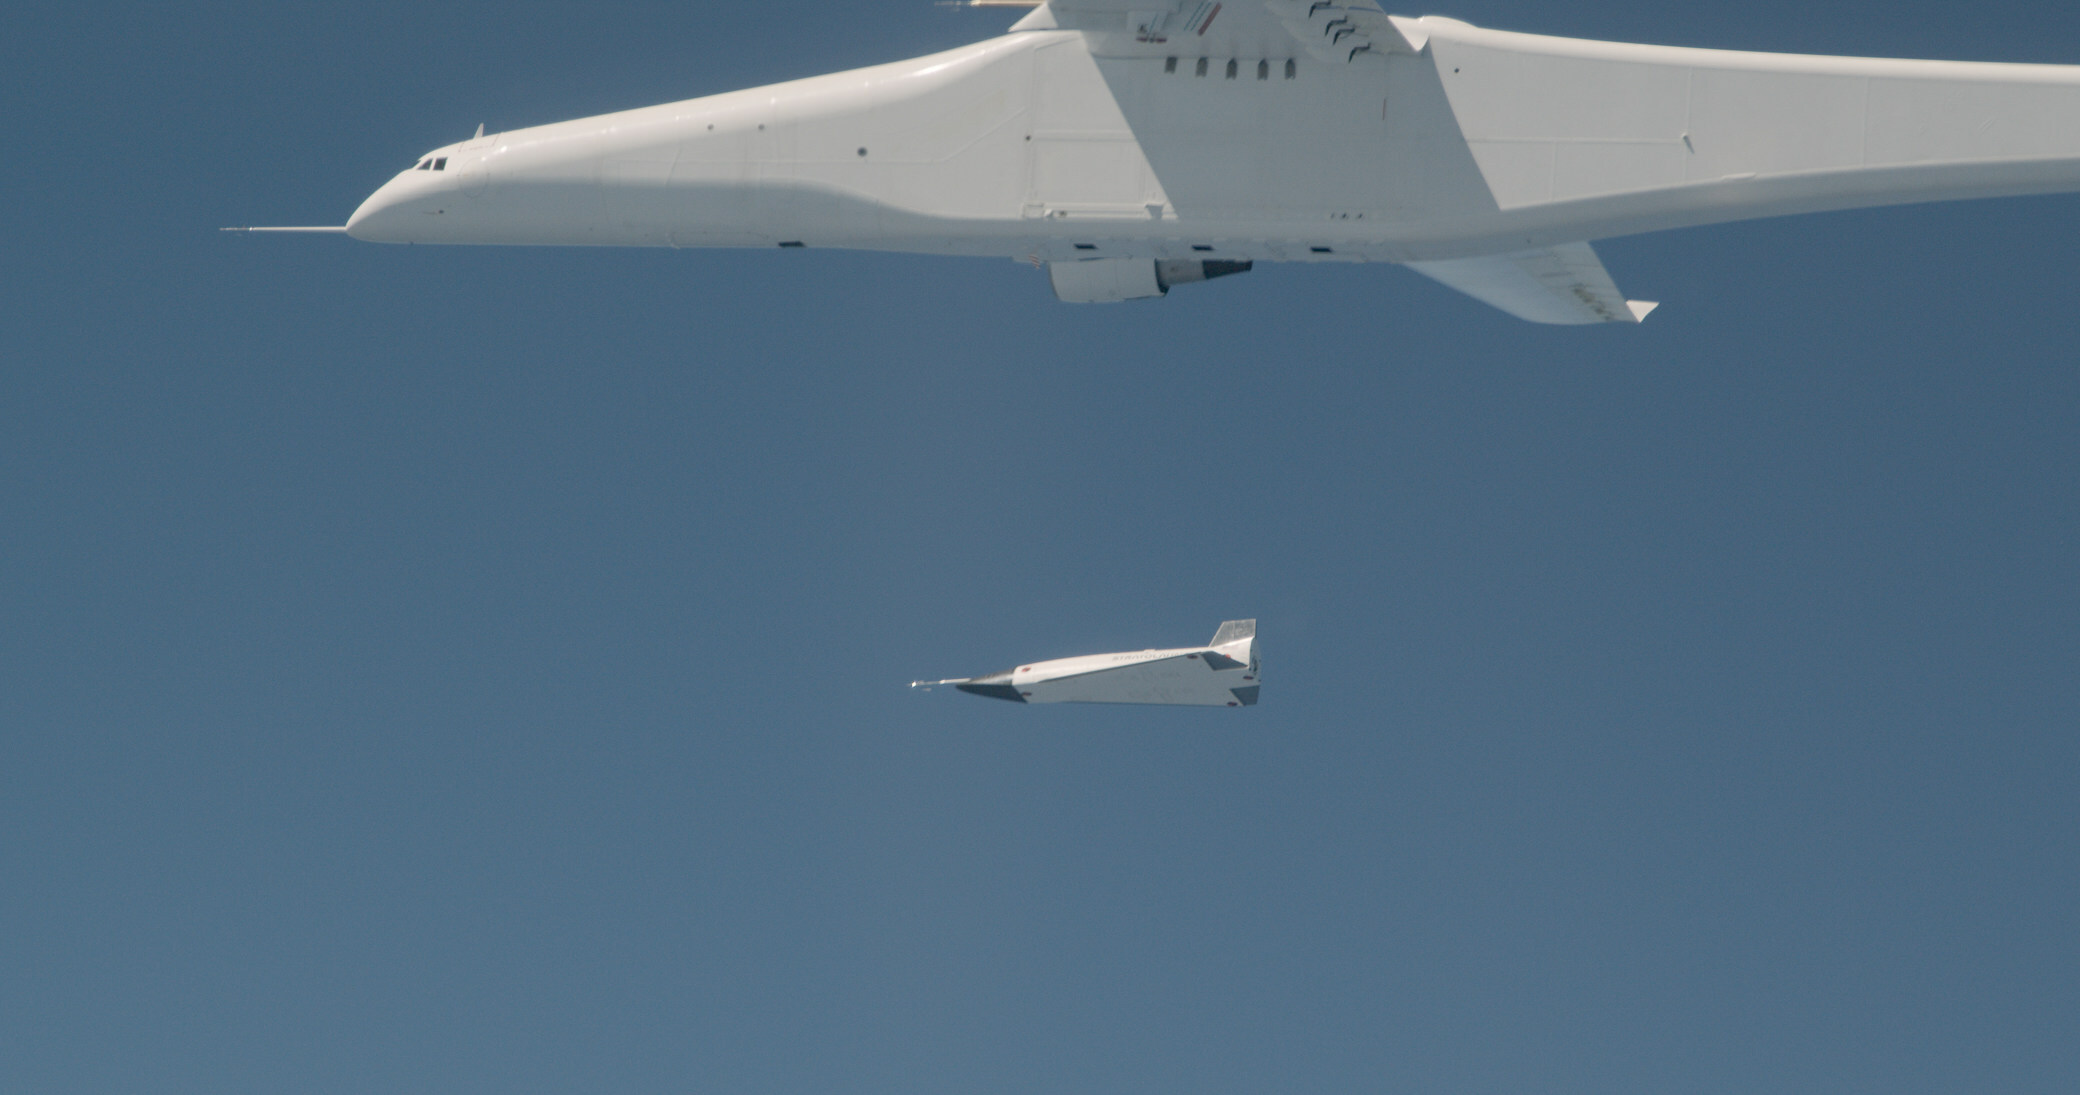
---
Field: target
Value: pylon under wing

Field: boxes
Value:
[915,620,1260,707]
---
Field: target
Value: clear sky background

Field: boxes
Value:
[5,2,2077,1092]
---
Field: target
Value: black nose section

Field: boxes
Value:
[954,670,1026,703]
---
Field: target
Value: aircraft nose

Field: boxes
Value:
[345,181,408,242]
[346,175,451,242]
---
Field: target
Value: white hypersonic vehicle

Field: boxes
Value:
[244,2,2080,321]
[915,620,1260,706]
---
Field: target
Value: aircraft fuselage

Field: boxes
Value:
[340,13,2080,315]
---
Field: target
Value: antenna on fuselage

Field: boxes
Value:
[473,123,485,139]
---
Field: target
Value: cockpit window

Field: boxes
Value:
[416,159,432,170]
[433,157,448,171]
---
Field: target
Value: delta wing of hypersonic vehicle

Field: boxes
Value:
[246,2,2080,322]
[914,620,1260,706]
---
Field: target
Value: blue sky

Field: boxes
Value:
[5,2,2077,1092]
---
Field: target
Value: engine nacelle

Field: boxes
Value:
[1047,257,1253,303]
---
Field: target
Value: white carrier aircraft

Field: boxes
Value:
[253,2,2080,322]
[914,619,1260,706]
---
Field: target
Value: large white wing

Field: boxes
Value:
[1403,242,1658,325]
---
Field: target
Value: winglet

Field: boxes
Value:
[1626,300,1660,322]
[1210,619,1256,647]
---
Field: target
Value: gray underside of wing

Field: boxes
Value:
[1403,241,1658,325]
[1032,654,1252,706]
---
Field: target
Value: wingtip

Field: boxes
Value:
[1627,299,1660,322]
